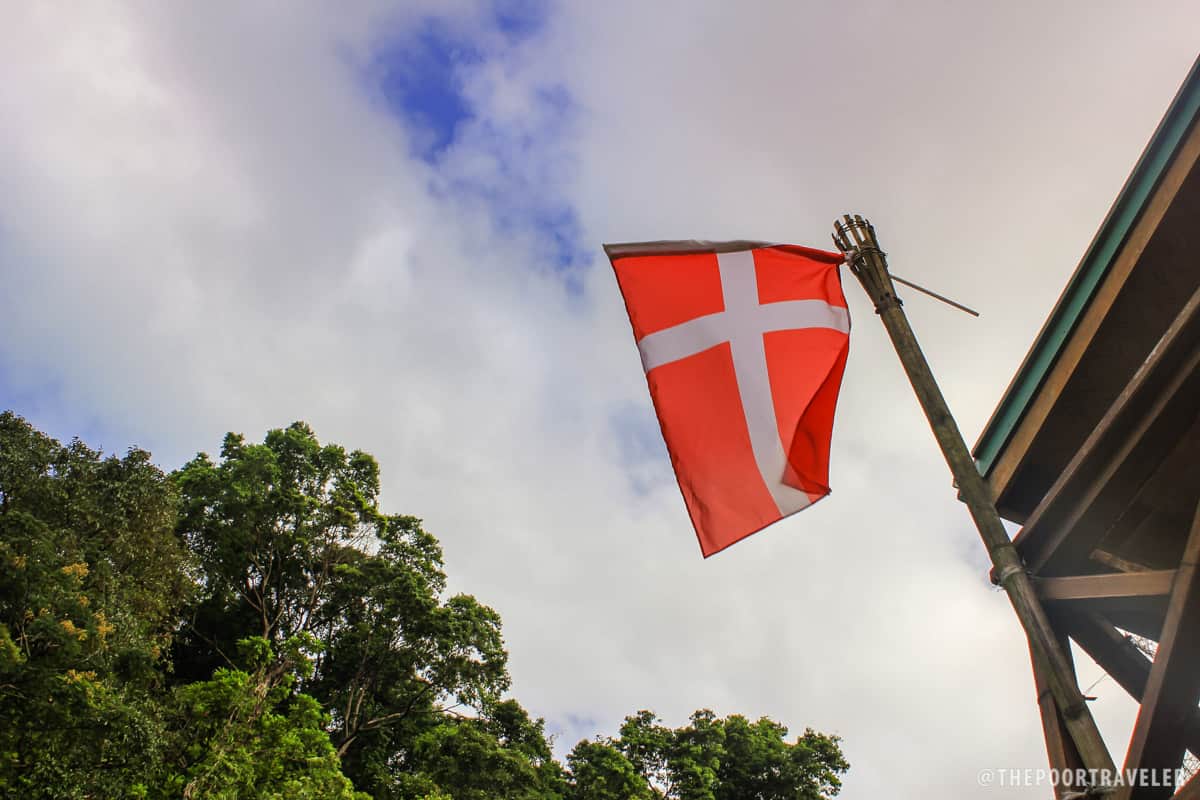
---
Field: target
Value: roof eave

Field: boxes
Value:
[973,54,1200,478]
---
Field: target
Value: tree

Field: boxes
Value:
[715,715,848,800]
[171,424,384,673]
[566,740,652,800]
[609,710,847,800]
[616,710,675,795]
[160,638,367,800]
[2,413,850,799]
[0,411,190,798]
[171,422,514,796]
[407,715,563,800]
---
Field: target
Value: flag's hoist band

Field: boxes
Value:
[634,250,850,516]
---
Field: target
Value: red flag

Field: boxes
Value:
[606,241,850,556]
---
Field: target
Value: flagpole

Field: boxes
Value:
[833,215,1116,777]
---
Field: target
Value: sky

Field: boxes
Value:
[1,2,1196,796]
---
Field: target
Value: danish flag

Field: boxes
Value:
[606,241,850,556]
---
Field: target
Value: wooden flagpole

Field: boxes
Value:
[832,214,1116,778]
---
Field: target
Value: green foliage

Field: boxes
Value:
[172,423,512,795]
[605,710,848,800]
[0,413,849,799]
[160,639,366,800]
[0,411,186,798]
[408,717,562,800]
[715,715,849,800]
[566,740,652,800]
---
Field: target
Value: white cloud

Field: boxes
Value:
[1,2,1196,797]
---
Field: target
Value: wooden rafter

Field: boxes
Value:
[1103,606,1168,645]
[1093,546,1159,575]
[1117,499,1200,800]
[1062,610,1200,758]
[1037,571,1177,602]
[1013,286,1200,575]
[1173,770,1200,800]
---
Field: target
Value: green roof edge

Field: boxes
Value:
[973,55,1200,478]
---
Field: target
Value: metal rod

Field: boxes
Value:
[890,274,980,317]
[833,214,1116,781]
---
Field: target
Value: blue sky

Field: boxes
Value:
[365,3,589,282]
[369,0,547,161]
[372,19,482,160]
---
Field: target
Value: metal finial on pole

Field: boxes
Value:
[834,215,901,314]
[834,214,1116,780]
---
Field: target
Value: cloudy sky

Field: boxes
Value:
[2,2,1196,796]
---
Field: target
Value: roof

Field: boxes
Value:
[973,55,1200,484]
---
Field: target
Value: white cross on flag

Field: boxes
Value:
[606,241,850,556]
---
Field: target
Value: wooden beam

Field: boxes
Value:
[1037,570,1177,601]
[1019,327,1200,576]
[1172,769,1200,800]
[1013,284,1200,575]
[1105,606,1168,644]
[1065,611,1155,701]
[1062,610,1200,759]
[1119,499,1200,800]
[1093,427,1200,575]
[1093,546,1157,574]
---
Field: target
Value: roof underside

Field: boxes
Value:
[974,55,1200,494]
